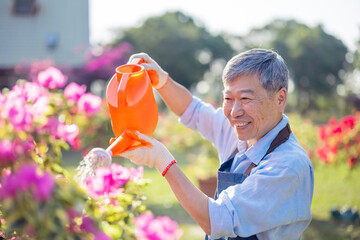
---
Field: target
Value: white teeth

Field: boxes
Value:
[235,122,248,127]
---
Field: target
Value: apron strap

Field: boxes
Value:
[244,124,291,176]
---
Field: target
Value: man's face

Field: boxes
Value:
[222,74,286,147]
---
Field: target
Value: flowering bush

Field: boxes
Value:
[0,165,94,239]
[0,66,103,173]
[85,43,133,80]
[287,113,318,161]
[316,113,360,168]
[0,66,182,240]
[134,212,183,240]
[82,164,147,239]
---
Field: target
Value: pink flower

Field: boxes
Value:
[0,140,17,162]
[6,97,33,131]
[1,82,49,131]
[0,92,6,108]
[85,167,114,199]
[80,217,97,234]
[31,95,50,117]
[37,66,67,89]
[94,232,112,240]
[63,124,80,149]
[84,163,132,200]
[129,166,144,181]
[64,82,87,102]
[42,117,80,149]
[0,164,55,201]
[23,82,48,102]
[134,212,182,240]
[110,163,130,187]
[77,93,102,116]
[80,217,111,240]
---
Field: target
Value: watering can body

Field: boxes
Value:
[106,59,158,156]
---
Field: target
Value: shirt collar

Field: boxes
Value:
[243,114,289,165]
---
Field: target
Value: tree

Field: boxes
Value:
[241,19,348,114]
[354,39,360,69]
[112,11,234,88]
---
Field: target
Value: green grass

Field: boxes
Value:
[63,151,360,240]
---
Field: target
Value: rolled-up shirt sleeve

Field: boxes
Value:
[208,155,312,239]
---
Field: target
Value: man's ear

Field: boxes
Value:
[276,88,287,111]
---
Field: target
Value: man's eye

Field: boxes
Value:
[241,97,251,103]
[224,97,233,101]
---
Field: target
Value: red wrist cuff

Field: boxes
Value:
[156,73,169,90]
[162,160,177,176]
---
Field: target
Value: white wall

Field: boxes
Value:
[0,0,89,68]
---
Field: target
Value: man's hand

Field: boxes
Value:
[128,53,169,89]
[120,131,175,175]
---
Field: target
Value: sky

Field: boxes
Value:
[89,0,360,51]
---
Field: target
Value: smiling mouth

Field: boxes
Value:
[234,122,250,128]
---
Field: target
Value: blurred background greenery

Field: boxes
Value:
[2,0,360,239]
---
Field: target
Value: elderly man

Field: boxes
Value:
[121,49,314,240]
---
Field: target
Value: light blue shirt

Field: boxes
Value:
[179,97,314,240]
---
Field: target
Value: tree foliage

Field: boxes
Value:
[354,39,360,69]
[112,11,234,88]
[241,19,348,113]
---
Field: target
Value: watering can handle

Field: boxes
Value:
[117,58,145,108]
[130,57,144,65]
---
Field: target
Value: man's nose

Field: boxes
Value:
[231,100,244,117]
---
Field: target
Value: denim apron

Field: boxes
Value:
[205,124,291,240]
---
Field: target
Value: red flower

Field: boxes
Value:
[328,117,337,126]
[331,126,342,135]
[341,115,356,130]
[316,145,329,163]
[318,125,327,141]
[348,156,357,168]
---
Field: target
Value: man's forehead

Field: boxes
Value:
[223,87,254,94]
[223,74,262,93]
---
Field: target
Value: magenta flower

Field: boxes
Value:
[42,117,79,149]
[1,82,49,131]
[110,163,130,187]
[85,42,132,80]
[6,97,33,131]
[85,167,114,199]
[129,166,144,181]
[0,140,17,162]
[63,124,80,149]
[94,232,112,240]
[80,217,111,240]
[23,82,48,102]
[134,212,182,240]
[0,164,55,201]
[77,93,102,116]
[37,66,67,89]
[0,92,6,108]
[31,95,50,117]
[64,82,87,102]
[84,163,133,200]
[80,216,97,234]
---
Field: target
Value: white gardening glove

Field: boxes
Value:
[128,53,169,90]
[120,131,176,176]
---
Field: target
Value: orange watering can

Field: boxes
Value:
[76,58,159,181]
[103,58,158,157]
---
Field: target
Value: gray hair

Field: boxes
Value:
[222,49,289,93]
